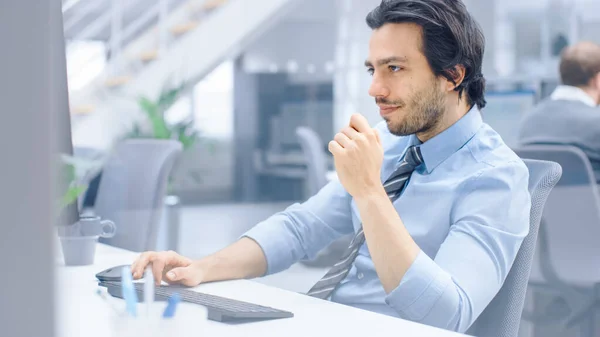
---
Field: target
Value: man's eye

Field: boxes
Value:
[389,65,402,72]
[367,68,374,76]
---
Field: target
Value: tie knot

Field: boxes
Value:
[403,145,424,168]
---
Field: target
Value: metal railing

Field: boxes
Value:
[64,0,177,86]
[63,0,224,92]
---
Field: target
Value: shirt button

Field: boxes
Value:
[357,272,364,280]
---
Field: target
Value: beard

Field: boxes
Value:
[378,82,446,137]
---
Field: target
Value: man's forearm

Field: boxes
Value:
[354,186,420,293]
[198,237,268,283]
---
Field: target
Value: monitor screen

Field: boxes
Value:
[54,6,79,228]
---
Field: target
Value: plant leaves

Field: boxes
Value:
[138,96,157,116]
[157,88,181,112]
[59,184,88,209]
[136,95,169,138]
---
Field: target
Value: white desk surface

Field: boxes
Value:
[56,244,466,337]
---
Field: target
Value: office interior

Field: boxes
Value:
[2,0,600,336]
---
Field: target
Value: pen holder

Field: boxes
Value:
[112,316,185,337]
[109,303,206,337]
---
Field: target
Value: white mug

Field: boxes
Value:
[77,215,116,238]
[58,215,117,238]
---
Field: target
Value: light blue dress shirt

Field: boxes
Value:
[244,107,531,333]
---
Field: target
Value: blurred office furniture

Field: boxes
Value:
[295,126,328,195]
[295,126,348,267]
[515,145,600,337]
[96,139,182,252]
[482,90,537,148]
[466,159,562,337]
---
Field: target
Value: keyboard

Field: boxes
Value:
[98,281,294,322]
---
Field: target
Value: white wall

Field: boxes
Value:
[333,0,380,131]
[242,0,337,85]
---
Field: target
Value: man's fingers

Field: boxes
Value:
[131,252,154,279]
[349,113,371,133]
[165,266,191,283]
[334,132,352,148]
[151,257,166,285]
[166,266,203,287]
[341,127,361,140]
[328,140,343,155]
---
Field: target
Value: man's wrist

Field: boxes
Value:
[354,183,387,204]
[195,255,219,282]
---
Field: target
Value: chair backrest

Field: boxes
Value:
[466,159,562,337]
[513,145,600,284]
[96,139,182,252]
[296,127,328,195]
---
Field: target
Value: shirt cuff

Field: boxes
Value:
[242,221,290,276]
[385,250,453,322]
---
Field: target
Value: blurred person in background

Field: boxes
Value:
[519,41,600,183]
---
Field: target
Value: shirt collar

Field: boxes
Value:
[551,85,597,107]
[406,106,483,173]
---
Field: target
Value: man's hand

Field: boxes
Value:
[131,250,208,287]
[329,114,384,198]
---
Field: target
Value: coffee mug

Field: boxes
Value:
[60,235,99,266]
[73,215,116,238]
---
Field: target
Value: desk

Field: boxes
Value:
[56,244,466,337]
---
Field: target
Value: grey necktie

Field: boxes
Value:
[306,145,424,299]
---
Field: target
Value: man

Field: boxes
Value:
[131,0,531,333]
[519,41,600,183]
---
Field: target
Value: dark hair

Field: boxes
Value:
[366,0,487,109]
[559,42,600,87]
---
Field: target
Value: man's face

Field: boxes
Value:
[365,23,447,137]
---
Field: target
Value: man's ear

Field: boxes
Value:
[445,65,466,92]
[594,72,600,105]
[594,72,600,90]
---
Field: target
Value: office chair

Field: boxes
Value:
[95,139,183,252]
[295,126,328,196]
[514,145,600,337]
[295,126,350,267]
[466,158,562,337]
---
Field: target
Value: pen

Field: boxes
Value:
[144,267,154,316]
[121,266,138,317]
[162,293,181,318]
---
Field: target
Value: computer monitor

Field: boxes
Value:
[0,1,72,336]
[54,7,80,229]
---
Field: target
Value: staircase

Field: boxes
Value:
[66,0,299,150]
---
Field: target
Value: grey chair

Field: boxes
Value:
[514,145,600,337]
[466,159,562,337]
[295,126,351,267]
[295,126,328,196]
[95,139,183,252]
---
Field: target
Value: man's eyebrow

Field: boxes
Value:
[364,56,408,67]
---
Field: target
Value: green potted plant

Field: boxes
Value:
[128,83,199,151]
[58,156,88,212]
[56,154,105,213]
